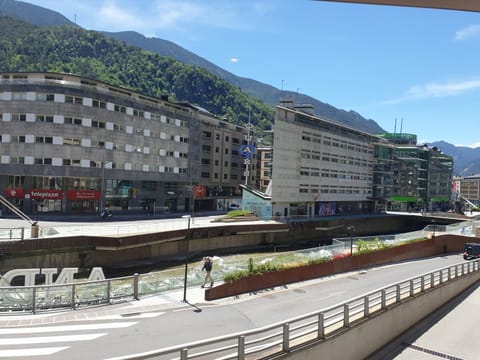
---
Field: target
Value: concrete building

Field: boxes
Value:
[377,134,453,212]
[271,103,388,218]
[0,72,255,215]
[255,146,272,193]
[457,174,480,207]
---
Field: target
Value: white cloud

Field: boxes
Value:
[455,24,480,41]
[383,79,480,104]
[98,1,144,30]
[230,58,239,63]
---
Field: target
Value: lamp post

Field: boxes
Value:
[182,214,191,302]
[346,225,356,255]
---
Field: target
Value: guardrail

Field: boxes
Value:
[106,259,480,360]
[0,227,25,241]
[0,242,346,314]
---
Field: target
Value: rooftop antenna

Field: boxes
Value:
[394,118,397,135]
[400,118,403,134]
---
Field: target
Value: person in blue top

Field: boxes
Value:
[201,256,214,288]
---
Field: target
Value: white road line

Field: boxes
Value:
[96,312,165,320]
[0,347,68,357]
[0,321,137,335]
[0,333,107,345]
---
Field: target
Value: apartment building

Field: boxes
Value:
[0,72,255,215]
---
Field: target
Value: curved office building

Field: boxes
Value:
[0,72,253,215]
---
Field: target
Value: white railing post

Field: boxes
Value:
[364,295,370,317]
[344,304,350,327]
[381,289,386,309]
[396,284,401,302]
[283,323,290,351]
[410,280,414,297]
[318,313,325,339]
[181,348,188,360]
[238,335,245,360]
[421,276,425,292]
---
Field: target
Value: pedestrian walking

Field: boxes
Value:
[201,256,213,288]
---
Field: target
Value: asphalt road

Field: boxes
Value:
[0,254,467,360]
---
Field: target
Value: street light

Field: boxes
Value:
[346,225,356,255]
[182,214,192,302]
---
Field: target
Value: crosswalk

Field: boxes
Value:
[0,312,163,358]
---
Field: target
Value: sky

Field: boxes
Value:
[22,0,480,147]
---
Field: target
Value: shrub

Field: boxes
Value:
[225,210,252,218]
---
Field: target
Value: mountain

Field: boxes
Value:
[0,0,75,27]
[429,141,480,177]
[0,0,384,135]
[0,16,275,130]
[103,31,384,134]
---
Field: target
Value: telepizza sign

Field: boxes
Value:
[29,189,63,200]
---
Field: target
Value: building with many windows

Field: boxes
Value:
[270,102,389,218]
[0,72,256,215]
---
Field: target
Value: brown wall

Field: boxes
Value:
[205,234,470,301]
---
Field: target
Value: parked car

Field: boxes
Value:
[228,203,241,210]
[463,242,480,260]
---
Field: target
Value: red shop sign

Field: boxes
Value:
[29,189,63,200]
[66,190,100,200]
[193,185,206,198]
[3,188,25,199]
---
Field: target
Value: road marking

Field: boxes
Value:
[0,347,68,357]
[0,333,107,345]
[97,311,165,320]
[0,321,137,335]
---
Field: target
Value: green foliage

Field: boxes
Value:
[0,16,275,134]
[225,210,253,218]
[222,258,285,283]
[307,256,332,265]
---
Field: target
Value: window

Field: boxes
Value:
[12,114,26,121]
[114,104,126,113]
[36,115,53,123]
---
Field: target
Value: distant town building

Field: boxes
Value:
[255,146,272,193]
[457,174,480,207]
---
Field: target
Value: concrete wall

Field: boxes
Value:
[0,215,458,273]
[278,270,480,360]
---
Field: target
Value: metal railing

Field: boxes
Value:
[0,241,346,314]
[0,227,25,241]
[106,259,480,360]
